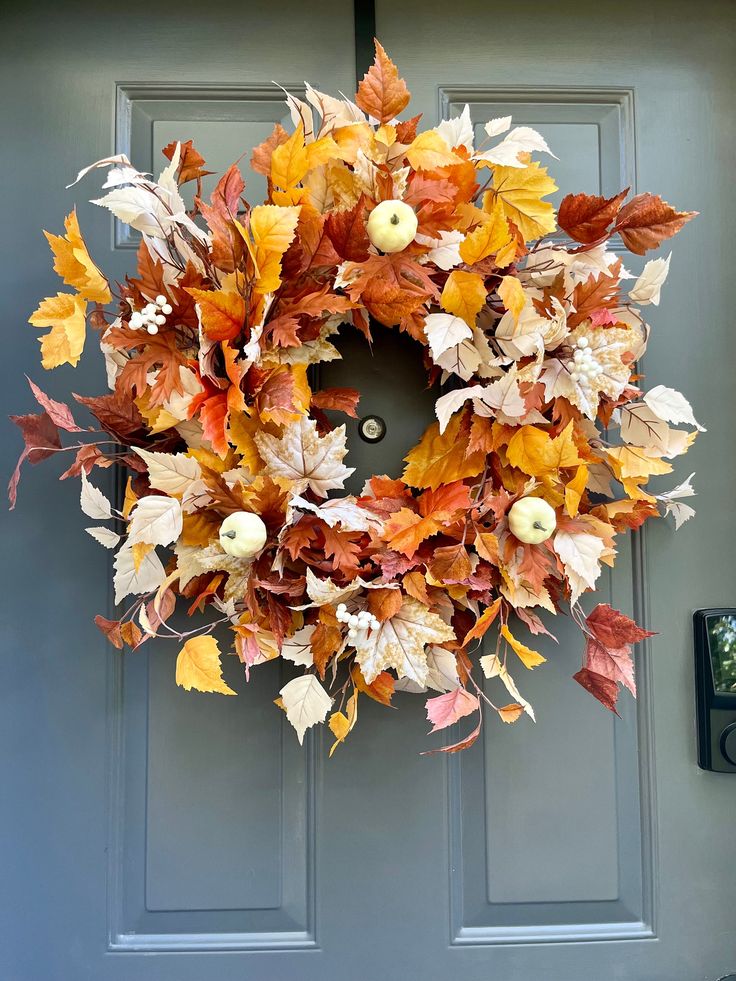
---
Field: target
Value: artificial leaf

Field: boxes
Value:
[133,448,201,497]
[80,470,113,520]
[403,411,484,490]
[176,635,236,695]
[613,193,697,255]
[356,40,410,124]
[29,293,87,369]
[501,623,546,669]
[249,205,301,292]
[573,667,619,714]
[255,416,354,498]
[440,270,487,326]
[585,604,655,649]
[557,189,628,244]
[485,161,557,243]
[44,210,110,302]
[280,674,332,744]
[426,687,479,732]
[185,288,245,341]
[127,495,183,547]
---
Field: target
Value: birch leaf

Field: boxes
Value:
[127,495,183,547]
[480,653,536,721]
[80,470,113,519]
[476,126,556,168]
[133,448,202,497]
[176,635,236,695]
[643,384,705,432]
[280,674,332,744]
[281,625,316,667]
[426,687,479,732]
[628,253,671,306]
[424,312,472,361]
[85,526,120,548]
[113,543,165,604]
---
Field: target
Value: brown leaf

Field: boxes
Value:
[26,376,84,432]
[325,195,370,261]
[73,388,146,442]
[251,123,290,176]
[356,40,410,125]
[311,605,343,678]
[613,193,697,255]
[162,139,213,184]
[351,664,395,706]
[8,411,61,508]
[585,603,655,649]
[311,388,360,418]
[557,189,628,244]
[567,261,621,328]
[367,587,404,623]
[428,543,472,584]
[573,667,620,714]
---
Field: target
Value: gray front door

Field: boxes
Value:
[2,2,734,980]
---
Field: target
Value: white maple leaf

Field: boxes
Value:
[300,569,395,608]
[85,526,120,549]
[476,126,556,168]
[255,416,354,498]
[80,470,113,520]
[643,384,705,432]
[133,448,202,497]
[280,674,332,744]
[435,104,474,151]
[127,495,182,548]
[628,253,671,306]
[113,544,166,604]
[353,597,455,687]
[281,626,315,668]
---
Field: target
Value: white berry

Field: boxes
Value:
[162,303,173,315]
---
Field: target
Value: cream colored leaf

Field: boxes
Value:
[254,416,354,498]
[628,253,671,306]
[127,495,183,547]
[476,126,556,168]
[480,653,536,721]
[281,625,315,667]
[280,674,332,744]
[85,526,120,549]
[132,448,202,497]
[434,104,474,151]
[424,312,472,362]
[80,470,113,520]
[176,635,236,696]
[113,543,165,604]
[353,596,455,687]
[643,384,705,432]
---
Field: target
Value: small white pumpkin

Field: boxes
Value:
[219,511,268,558]
[508,497,557,545]
[366,199,418,253]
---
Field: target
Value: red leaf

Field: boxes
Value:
[586,603,655,648]
[425,687,479,733]
[584,636,636,696]
[8,411,61,508]
[420,716,482,755]
[613,193,697,255]
[73,389,146,442]
[325,195,370,262]
[311,388,361,418]
[26,377,85,432]
[573,667,620,714]
[162,139,212,184]
[557,189,629,244]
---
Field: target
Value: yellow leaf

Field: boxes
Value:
[498,702,525,724]
[181,511,220,547]
[498,275,525,320]
[122,477,138,519]
[501,624,546,669]
[405,130,460,171]
[506,426,551,476]
[606,445,673,480]
[228,412,264,472]
[305,134,343,171]
[44,210,111,303]
[29,292,87,369]
[131,541,154,573]
[564,464,589,517]
[176,635,236,696]
[506,423,582,477]
[484,160,557,242]
[440,270,487,326]
[249,205,301,294]
[332,123,374,165]
[270,123,308,190]
[403,411,485,490]
[459,199,513,266]
[328,691,358,756]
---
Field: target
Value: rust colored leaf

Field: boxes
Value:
[162,139,213,184]
[325,195,370,261]
[573,667,620,714]
[613,193,697,255]
[356,40,410,125]
[367,587,404,623]
[557,189,628,244]
[94,615,124,650]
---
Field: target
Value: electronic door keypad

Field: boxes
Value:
[694,609,736,772]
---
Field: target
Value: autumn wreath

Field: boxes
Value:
[10,43,701,752]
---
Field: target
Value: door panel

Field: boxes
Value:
[1,2,734,980]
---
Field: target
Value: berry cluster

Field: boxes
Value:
[336,603,380,640]
[569,336,601,386]
[129,294,173,335]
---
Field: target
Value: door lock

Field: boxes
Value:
[694,610,736,772]
[358,414,386,443]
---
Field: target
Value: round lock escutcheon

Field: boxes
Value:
[359,414,386,444]
[719,722,736,766]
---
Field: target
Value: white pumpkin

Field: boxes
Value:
[366,199,418,253]
[219,511,268,558]
[508,497,557,545]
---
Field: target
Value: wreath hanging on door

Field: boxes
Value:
[9,43,699,752]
